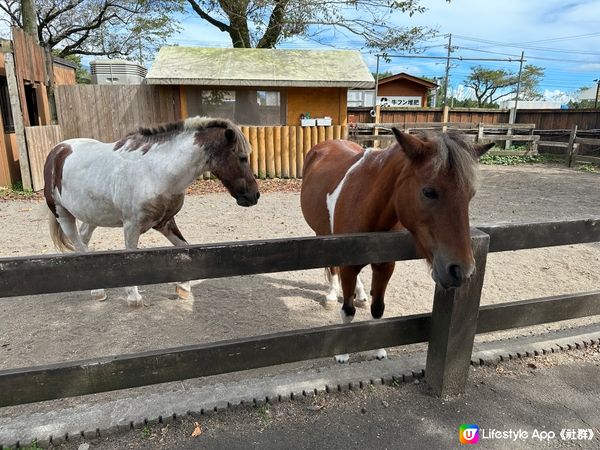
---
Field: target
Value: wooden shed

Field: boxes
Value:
[376,73,438,108]
[145,47,374,126]
[0,28,76,189]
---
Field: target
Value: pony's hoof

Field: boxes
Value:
[322,298,337,310]
[91,289,107,302]
[127,298,144,308]
[355,297,368,309]
[176,284,192,300]
[335,354,349,364]
[373,348,387,360]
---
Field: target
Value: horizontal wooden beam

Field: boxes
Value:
[574,137,600,145]
[0,313,431,407]
[0,232,419,298]
[1,219,599,298]
[2,289,599,407]
[477,218,600,252]
[477,290,600,333]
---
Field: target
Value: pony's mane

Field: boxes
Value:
[413,131,478,189]
[116,116,251,155]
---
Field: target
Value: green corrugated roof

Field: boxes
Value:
[145,47,375,88]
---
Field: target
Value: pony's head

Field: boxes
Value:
[390,128,493,289]
[186,117,260,207]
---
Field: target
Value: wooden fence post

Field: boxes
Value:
[265,126,275,178]
[258,127,266,179]
[4,53,32,190]
[477,123,484,143]
[289,126,296,178]
[296,126,303,177]
[566,125,578,168]
[249,127,259,177]
[425,229,489,398]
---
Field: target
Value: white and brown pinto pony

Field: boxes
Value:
[301,129,492,363]
[43,117,259,306]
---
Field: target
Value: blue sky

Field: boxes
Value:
[166,0,600,101]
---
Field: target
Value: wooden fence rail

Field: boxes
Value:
[0,218,599,406]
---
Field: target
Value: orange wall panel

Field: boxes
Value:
[287,87,347,126]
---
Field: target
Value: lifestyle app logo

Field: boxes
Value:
[460,424,480,444]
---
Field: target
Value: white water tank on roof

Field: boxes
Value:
[90,60,148,85]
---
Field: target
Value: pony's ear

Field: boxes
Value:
[392,128,429,160]
[225,128,236,143]
[473,142,494,158]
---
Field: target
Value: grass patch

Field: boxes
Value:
[480,152,564,166]
[0,180,38,200]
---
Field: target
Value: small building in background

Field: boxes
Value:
[52,56,77,85]
[145,47,374,126]
[349,73,438,108]
[91,60,147,85]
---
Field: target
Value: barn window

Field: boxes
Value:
[184,87,285,125]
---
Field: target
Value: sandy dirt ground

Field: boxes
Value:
[0,164,599,370]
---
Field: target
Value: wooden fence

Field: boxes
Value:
[241,125,348,178]
[349,122,540,155]
[0,218,599,407]
[55,84,181,143]
[24,125,63,191]
[349,107,600,131]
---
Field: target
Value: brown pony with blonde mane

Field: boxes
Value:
[300,129,492,362]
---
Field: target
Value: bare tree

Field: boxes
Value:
[0,0,184,59]
[186,0,441,51]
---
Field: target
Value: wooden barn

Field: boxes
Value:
[145,47,374,126]
[0,28,76,189]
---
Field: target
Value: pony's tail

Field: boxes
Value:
[324,267,339,283]
[48,209,75,252]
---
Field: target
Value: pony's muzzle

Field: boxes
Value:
[432,258,474,289]
[236,190,260,207]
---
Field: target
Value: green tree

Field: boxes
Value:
[0,0,184,61]
[54,52,91,84]
[186,0,445,51]
[464,65,545,107]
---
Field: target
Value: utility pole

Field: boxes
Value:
[594,78,599,109]
[507,51,525,149]
[21,0,38,42]
[443,34,452,106]
[513,51,525,111]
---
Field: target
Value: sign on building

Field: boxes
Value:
[377,96,422,107]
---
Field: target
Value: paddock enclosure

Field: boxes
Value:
[0,164,599,405]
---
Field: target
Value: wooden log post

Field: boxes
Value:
[281,126,289,178]
[295,126,303,177]
[289,126,297,178]
[274,126,282,178]
[566,125,578,168]
[325,126,334,141]
[425,229,489,398]
[265,126,275,178]
[318,126,326,144]
[4,53,32,190]
[258,126,266,179]
[505,107,516,150]
[249,127,259,177]
[373,105,381,148]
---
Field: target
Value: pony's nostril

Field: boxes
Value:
[256,192,260,200]
[448,264,463,283]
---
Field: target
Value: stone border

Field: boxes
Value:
[2,322,600,448]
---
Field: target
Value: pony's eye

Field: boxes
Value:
[240,156,248,163]
[422,187,439,199]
